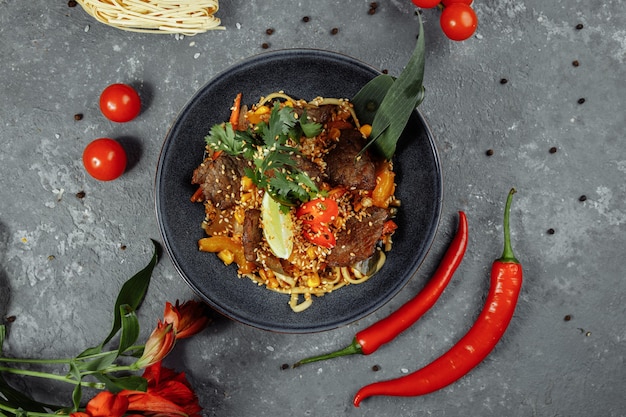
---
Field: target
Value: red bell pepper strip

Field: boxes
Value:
[353,188,522,406]
[292,211,468,367]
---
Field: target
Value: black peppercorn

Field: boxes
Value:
[331,27,339,35]
[266,28,274,35]
[486,149,494,156]
[500,78,508,84]
[579,195,587,202]
[302,16,310,22]
[564,314,572,321]
[372,365,381,372]
[76,190,86,199]
[74,113,83,121]
[547,228,555,235]
[572,60,580,67]
[576,23,584,30]
[549,146,557,154]
[577,98,585,104]
[262,42,270,49]
[68,0,77,6]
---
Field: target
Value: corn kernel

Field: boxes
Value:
[234,207,245,224]
[241,176,254,191]
[260,269,279,288]
[247,105,270,124]
[306,246,317,260]
[306,272,321,288]
[359,124,372,138]
[240,192,253,203]
[329,127,341,140]
[217,249,235,265]
[255,105,270,115]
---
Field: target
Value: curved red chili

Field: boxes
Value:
[353,188,522,407]
[292,211,468,367]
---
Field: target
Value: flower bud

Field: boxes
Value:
[163,300,211,339]
[135,320,175,369]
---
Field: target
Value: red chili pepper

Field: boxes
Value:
[353,188,522,407]
[296,197,339,225]
[301,222,336,249]
[292,211,468,367]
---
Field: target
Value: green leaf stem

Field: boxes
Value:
[95,373,148,393]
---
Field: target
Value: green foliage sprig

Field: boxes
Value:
[204,103,322,208]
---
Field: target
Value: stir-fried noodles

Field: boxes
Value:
[191,92,399,312]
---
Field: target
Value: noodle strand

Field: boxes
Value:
[76,0,224,35]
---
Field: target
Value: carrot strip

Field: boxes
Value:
[190,186,204,202]
[229,93,242,130]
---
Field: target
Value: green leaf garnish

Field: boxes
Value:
[352,14,426,160]
[299,109,324,138]
[205,103,322,208]
[351,74,395,126]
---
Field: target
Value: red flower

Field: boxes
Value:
[135,320,176,369]
[121,362,202,417]
[163,300,211,339]
[70,391,129,417]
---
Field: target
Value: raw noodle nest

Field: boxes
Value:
[76,0,224,35]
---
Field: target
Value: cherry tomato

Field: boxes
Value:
[302,223,336,249]
[99,83,141,123]
[82,138,127,181]
[441,0,472,6]
[440,3,478,41]
[296,198,339,225]
[411,0,441,7]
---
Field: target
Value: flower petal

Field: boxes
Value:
[85,391,129,417]
[164,300,211,339]
[136,320,176,368]
[126,392,188,415]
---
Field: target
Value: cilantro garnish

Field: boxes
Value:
[204,103,323,207]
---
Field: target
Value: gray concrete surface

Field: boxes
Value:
[1,0,625,416]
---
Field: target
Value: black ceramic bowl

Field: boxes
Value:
[155,49,442,333]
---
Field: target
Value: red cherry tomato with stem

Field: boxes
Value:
[99,83,141,123]
[440,3,478,41]
[411,0,441,8]
[82,138,127,181]
[441,0,472,6]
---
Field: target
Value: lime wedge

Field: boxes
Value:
[261,192,294,259]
